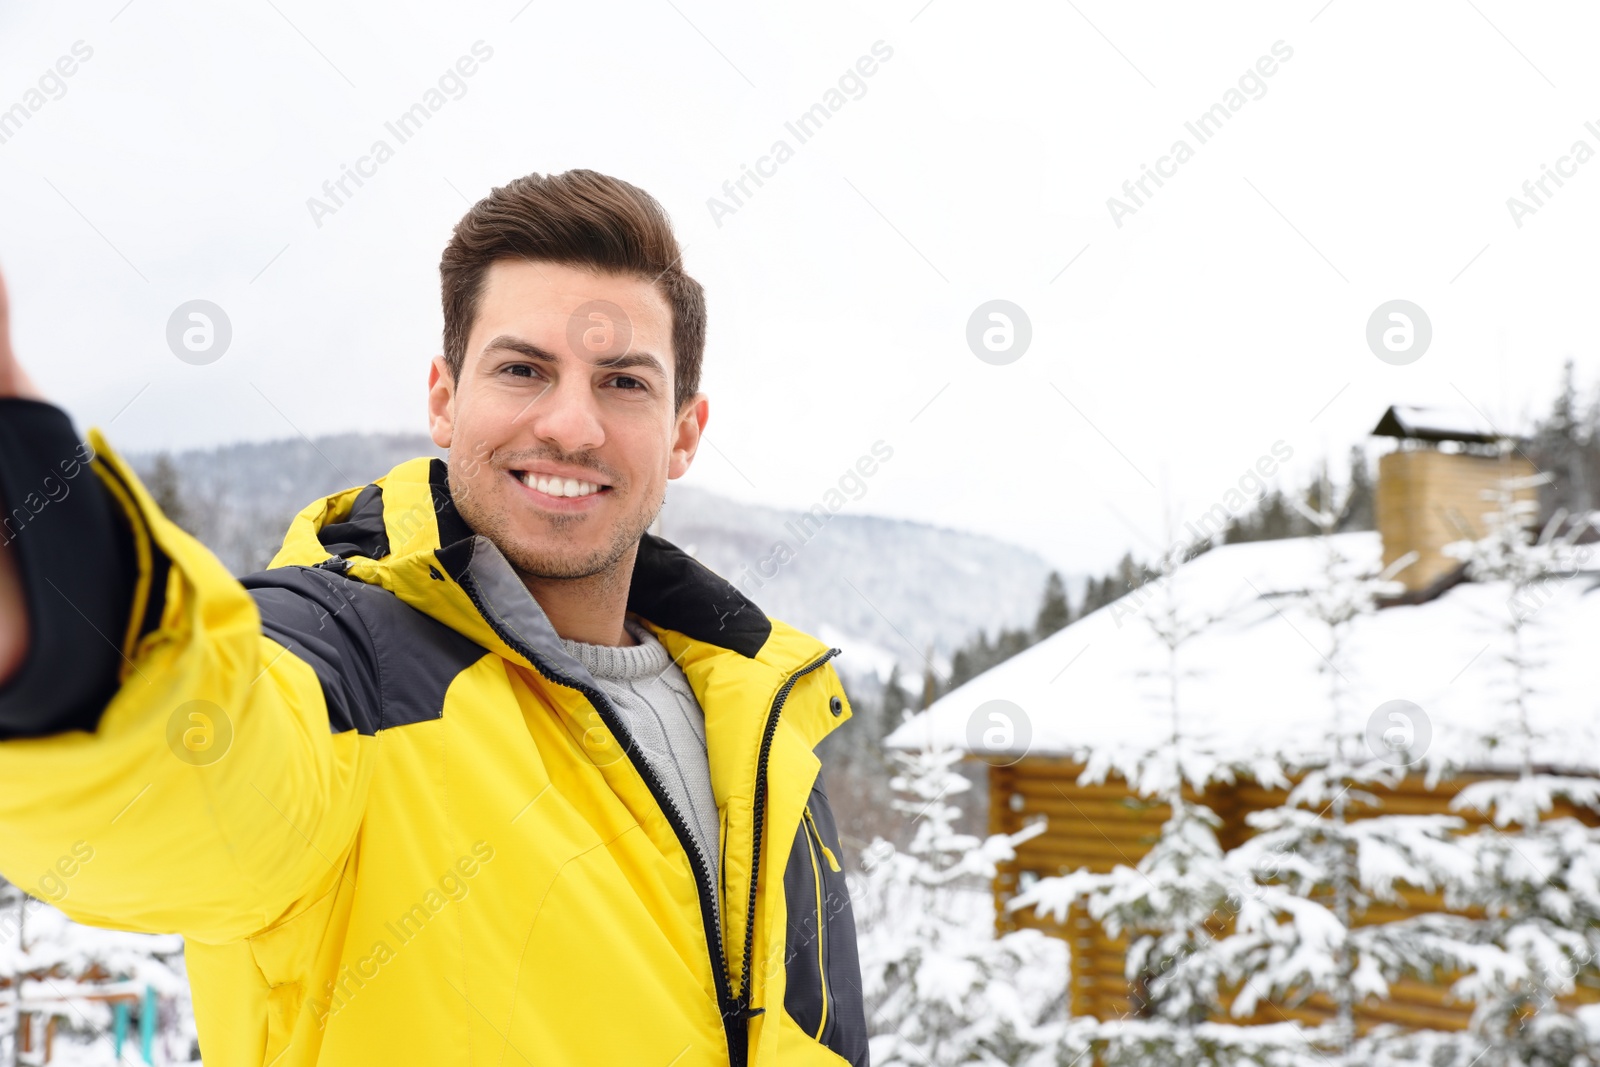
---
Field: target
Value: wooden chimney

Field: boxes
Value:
[1372,404,1536,598]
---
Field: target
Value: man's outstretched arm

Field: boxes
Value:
[0,262,380,943]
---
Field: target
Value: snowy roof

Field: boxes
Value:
[885,532,1600,779]
[1371,404,1503,444]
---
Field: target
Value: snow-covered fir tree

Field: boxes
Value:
[1431,464,1600,1066]
[1164,462,1600,1067]
[1199,484,1432,1049]
[854,734,1065,1067]
[1012,478,1589,1067]
[1015,541,1261,1065]
[1089,543,1243,1017]
[1150,478,1514,1067]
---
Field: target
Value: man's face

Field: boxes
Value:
[427,259,707,581]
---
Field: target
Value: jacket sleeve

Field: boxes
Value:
[0,402,379,944]
[0,400,136,736]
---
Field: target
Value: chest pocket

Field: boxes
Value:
[780,783,869,1065]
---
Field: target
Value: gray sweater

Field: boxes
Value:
[560,616,721,910]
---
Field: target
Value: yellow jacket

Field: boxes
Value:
[0,431,869,1066]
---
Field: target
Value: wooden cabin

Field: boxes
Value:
[989,760,1600,1031]
[888,404,1600,1035]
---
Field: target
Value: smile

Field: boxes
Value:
[509,469,614,508]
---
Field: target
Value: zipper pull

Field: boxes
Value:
[805,807,842,872]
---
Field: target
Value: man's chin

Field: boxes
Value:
[495,529,639,583]
[517,561,612,582]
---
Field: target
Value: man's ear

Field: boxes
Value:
[668,393,709,480]
[428,356,455,450]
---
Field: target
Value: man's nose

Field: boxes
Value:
[523,374,605,455]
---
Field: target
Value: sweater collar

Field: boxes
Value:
[560,616,674,680]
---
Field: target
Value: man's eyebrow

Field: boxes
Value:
[483,335,558,363]
[481,334,667,378]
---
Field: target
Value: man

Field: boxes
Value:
[0,169,869,1066]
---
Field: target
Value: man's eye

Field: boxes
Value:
[611,375,646,391]
[506,364,537,378]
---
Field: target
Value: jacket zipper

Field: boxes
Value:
[455,574,746,1063]
[457,568,839,1066]
[735,647,840,1019]
[801,805,830,1040]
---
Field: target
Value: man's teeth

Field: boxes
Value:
[519,472,604,498]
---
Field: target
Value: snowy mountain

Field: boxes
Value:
[655,483,1058,686]
[127,435,1058,690]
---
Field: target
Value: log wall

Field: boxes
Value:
[988,757,1600,1033]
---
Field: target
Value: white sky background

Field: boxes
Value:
[0,0,1596,577]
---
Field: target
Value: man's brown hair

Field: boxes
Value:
[439,169,705,414]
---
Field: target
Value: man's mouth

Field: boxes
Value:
[511,470,612,500]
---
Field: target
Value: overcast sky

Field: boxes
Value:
[1,0,1596,576]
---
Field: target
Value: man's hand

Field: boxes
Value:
[0,261,41,685]
[0,266,41,401]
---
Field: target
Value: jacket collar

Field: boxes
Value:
[269,456,834,679]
